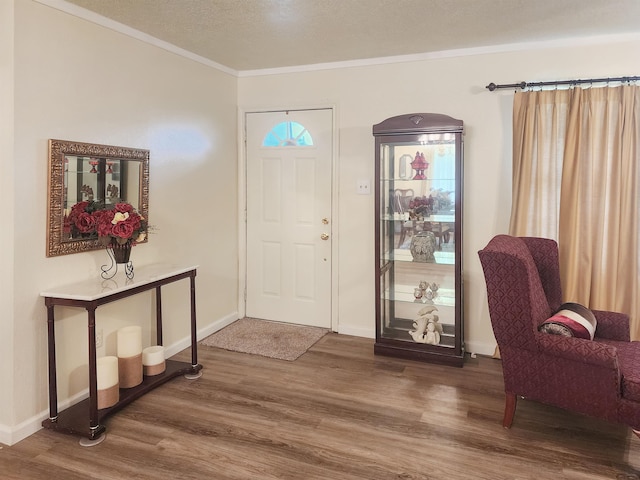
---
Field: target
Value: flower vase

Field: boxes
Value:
[111,242,132,264]
[410,231,436,263]
[102,241,135,280]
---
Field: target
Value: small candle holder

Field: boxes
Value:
[413,287,423,302]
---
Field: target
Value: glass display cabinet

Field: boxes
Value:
[373,113,464,367]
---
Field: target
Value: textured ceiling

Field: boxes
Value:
[61,0,640,71]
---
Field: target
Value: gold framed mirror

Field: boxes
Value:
[46,139,150,257]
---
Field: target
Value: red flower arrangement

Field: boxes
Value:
[65,201,147,249]
[93,202,147,246]
[65,200,101,238]
[408,195,435,220]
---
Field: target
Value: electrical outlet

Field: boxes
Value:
[96,329,103,348]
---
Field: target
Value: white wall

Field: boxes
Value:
[2,0,239,445]
[238,36,640,355]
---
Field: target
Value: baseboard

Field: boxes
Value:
[336,326,496,358]
[0,388,89,446]
[1,311,239,446]
[465,340,497,358]
[0,423,12,446]
[164,311,239,358]
[337,324,375,338]
[0,418,41,447]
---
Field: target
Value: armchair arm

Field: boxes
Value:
[536,332,620,370]
[593,310,630,342]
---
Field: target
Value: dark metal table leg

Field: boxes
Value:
[156,286,163,345]
[46,303,58,421]
[87,306,99,434]
[185,273,202,379]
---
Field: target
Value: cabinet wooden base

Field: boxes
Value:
[374,342,464,367]
[42,360,202,440]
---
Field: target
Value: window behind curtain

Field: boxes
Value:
[509,85,640,338]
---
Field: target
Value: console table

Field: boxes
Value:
[40,264,202,443]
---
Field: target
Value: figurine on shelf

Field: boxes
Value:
[410,151,429,180]
[408,305,442,344]
[424,322,440,345]
[81,184,94,201]
[409,316,430,343]
[107,183,119,199]
[413,287,423,302]
[424,289,433,302]
[410,231,437,263]
[415,280,440,304]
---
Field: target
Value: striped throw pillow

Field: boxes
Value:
[538,302,597,340]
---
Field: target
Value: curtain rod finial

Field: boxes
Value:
[486,82,497,91]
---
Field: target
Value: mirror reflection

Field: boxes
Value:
[47,139,149,257]
[63,156,141,240]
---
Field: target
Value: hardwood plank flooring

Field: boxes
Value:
[3,334,640,479]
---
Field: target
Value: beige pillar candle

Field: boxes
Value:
[96,356,119,409]
[117,326,142,358]
[117,326,143,388]
[142,345,166,376]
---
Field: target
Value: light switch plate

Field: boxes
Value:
[356,179,371,195]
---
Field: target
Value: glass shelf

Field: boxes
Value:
[383,249,455,265]
[385,284,456,307]
[381,178,456,183]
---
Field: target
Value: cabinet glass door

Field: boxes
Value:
[374,114,464,366]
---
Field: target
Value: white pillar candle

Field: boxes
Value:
[142,345,166,376]
[142,345,165,366]
[117,326,143,388]
[97,356,119,409]
[117,326,142,358]
[96,356,119,389]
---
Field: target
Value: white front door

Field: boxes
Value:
[245,109,333,328]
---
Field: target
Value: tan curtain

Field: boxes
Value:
[510,85,640,338]
[510,90,571,239]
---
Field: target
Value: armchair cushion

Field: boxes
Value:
[536,333,619,370]
[599,340,640,403]
[539,302,597,340]
[593,310,631,342]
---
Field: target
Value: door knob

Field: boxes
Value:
[321,233,329,240]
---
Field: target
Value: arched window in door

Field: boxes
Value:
[263,121,314,147]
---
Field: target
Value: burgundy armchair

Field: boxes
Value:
[478,234,640,432]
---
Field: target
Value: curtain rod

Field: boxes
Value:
[486,75,640,91]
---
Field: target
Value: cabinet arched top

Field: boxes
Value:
[373,113,463,136]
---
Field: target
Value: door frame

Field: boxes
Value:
[237,105,339,332]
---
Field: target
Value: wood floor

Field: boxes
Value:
[3,334,640,479]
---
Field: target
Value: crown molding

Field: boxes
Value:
[32,1,640,79]
[238,32,640,77]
